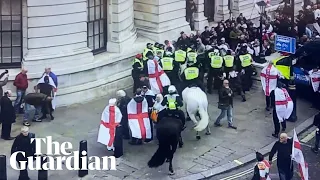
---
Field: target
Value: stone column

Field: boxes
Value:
[194,0,208,31]
[23,0,94,73]
[107,0,137,53]
[215,0,231,21]
[134,0,191,42]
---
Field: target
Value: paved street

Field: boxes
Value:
[209,127,320,180]
[0,83,318,180]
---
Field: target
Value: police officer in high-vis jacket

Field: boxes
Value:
[174,47,187,64]
[155,44,165,59]
[181,59,205,92]
[223,50,235,78]
[159,51,179,85]
[142,43,154,61]
[132,54,145,93]
[207,49,224,94]
[237,44,253,91]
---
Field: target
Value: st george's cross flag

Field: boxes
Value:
[37,74,57,109]
[292,129,309,180]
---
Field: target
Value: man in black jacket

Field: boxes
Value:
[22,93,53,126]
[0,90,15,140]
[116,90,131,139]
[11,126,35,180]
[269,133,293,180]
[214,80,237,129]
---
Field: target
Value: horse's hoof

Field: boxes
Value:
[196,135,201,140]
[168,171,175,175]
[205,132,211,135]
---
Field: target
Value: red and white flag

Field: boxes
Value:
[97,103,122,151]
[292,129,309,180]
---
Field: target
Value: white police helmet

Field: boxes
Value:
[213,49,220,56]
[168,85,177,93]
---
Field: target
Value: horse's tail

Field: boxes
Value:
[194,106,209,132]
[148,139,171,168]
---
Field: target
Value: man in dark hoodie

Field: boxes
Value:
[0,90,16,140]
[11,126,35,180]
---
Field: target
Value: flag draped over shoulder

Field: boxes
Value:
[37,74,57,109]
[292,129,309,180]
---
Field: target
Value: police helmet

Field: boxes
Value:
[154,42,160,48]
[168,85,177,94]
[147,43,152,47]
[213,49,220,56]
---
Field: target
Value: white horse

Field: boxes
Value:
[182,87,210,140]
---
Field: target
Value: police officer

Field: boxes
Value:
[174,46,187,64]
[132,54,144,93]
[207,49,224,94]
[237,44,254,91]
[156,44,165,59]
[159,51,179,85]
[142,43,154,61]
[223,50,235,78]
[160,85,185,147]
[181,59,205,92]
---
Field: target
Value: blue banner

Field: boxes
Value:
[293,67,310,86]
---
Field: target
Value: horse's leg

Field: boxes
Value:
[189,113,198,127]
[178,133,184,148]
[168,141,178,175]
[205,125,211,135]
[196,131,201,140]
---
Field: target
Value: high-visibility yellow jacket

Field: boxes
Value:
[272,56,290,80]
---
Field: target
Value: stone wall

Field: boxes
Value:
[107,0,137,52]
[133,0,191,42]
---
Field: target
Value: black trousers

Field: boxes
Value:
[17,160,29,180]
[1,123,12,138]
[120,117,130,139]
[41,101,53,117]
[207,68,222,91]
[273,109,287,134]
[266,91,275,108]
[113,126,123,158]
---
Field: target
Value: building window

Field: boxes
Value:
[0,0,22,68]
[87,0,107,54]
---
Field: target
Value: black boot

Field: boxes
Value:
[39,115,47,120]
[50,114,54,120]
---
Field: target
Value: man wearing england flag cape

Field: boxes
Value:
[292,129,309,180]
[307,67,320,92]
[97,98,123,158]
[272,83,293,138]
[145,51,171,95]
[260,61,283,111]
[127,88,152,145]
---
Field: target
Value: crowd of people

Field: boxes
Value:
[0,68,57,141]
[2,3,320,180]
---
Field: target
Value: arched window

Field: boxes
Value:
[0,0,22,68]
[87,0,107,54]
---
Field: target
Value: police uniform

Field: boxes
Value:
[160,93,185,128]
[223,54,235,78]
[207,51,224,93]
[159,56,179,85]
[132,54,144,93]
[181,65,205,92]
[142,43,154,61]
[174,49,187,64]
[238,53,253,91]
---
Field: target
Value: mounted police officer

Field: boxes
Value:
[180,58,205,92]
[160,85,185,147]
[207,49,224,94]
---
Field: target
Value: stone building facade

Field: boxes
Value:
[0,0,301,106]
